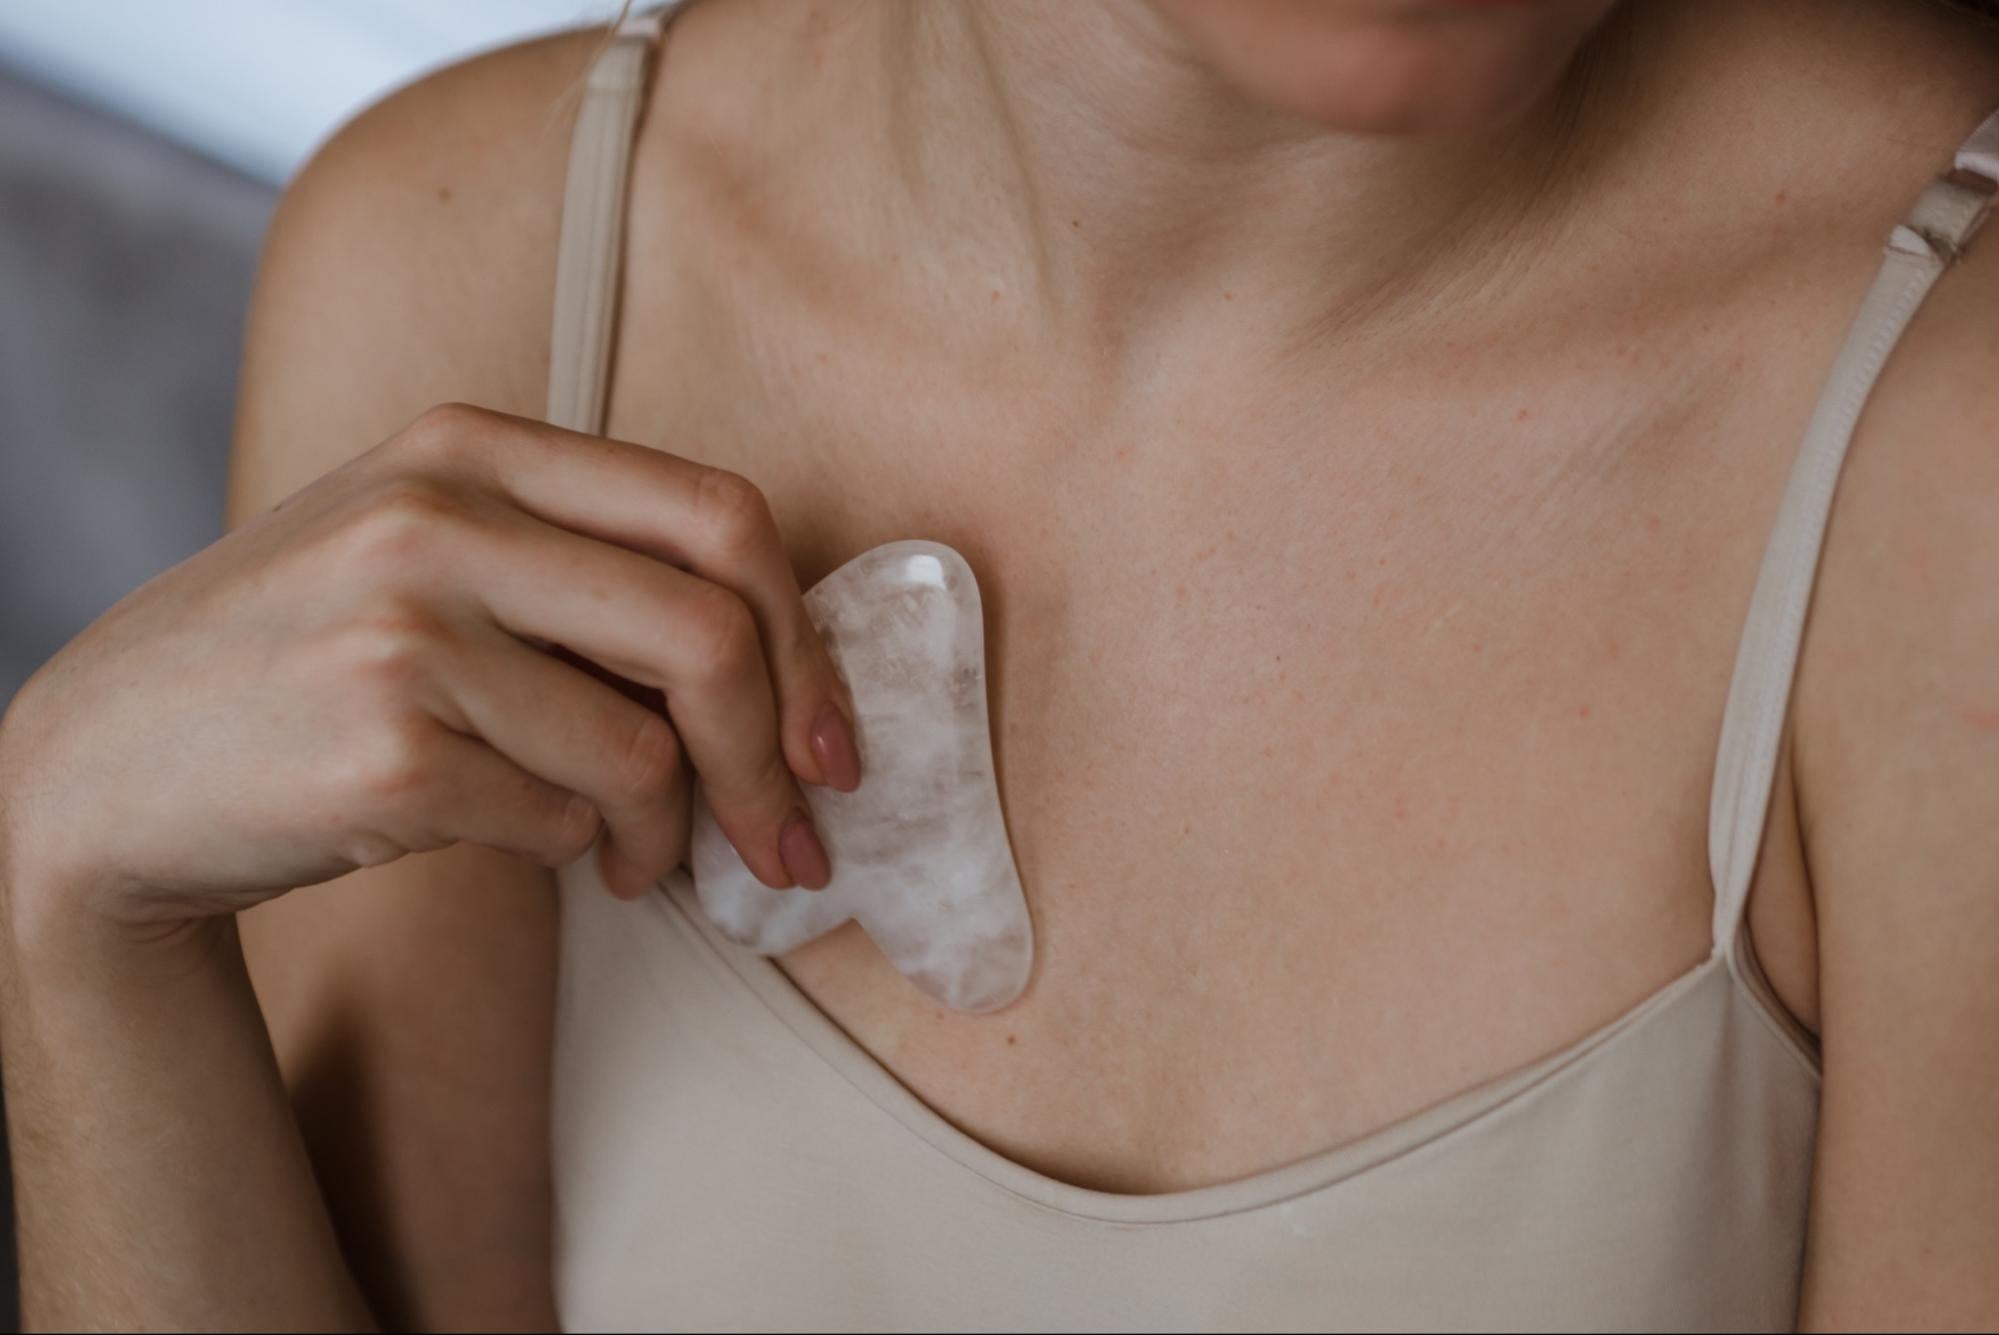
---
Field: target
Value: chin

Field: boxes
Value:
[1151,0,1623,132]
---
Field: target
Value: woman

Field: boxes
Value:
[3,0,1998,1327]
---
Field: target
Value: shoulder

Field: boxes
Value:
[1785,139,1999,1323]
[229,27,612,513]
[1770,0,1999,868]
[1795,199,1999,819]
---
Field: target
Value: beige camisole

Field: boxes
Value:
[545,9,1999,1330]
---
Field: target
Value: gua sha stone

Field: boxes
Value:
[687,540,1034,1014]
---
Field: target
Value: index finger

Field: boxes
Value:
[396,406,861,794]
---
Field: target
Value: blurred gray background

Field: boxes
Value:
[1,67,272,702]
[2,0,613,705]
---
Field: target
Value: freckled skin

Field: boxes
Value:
[67,1,1999,1325]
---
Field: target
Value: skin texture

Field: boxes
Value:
[1151,0,1617,128]
[1785,221,1999,1327]
[0,0,1997,1328]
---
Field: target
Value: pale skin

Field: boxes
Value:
[1,0,1997,1328]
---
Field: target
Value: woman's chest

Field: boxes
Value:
[604,332,1809,1193]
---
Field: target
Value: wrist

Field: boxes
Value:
[2,841,228,999]
[2,670,253,998]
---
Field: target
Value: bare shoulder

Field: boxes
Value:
[1722,13,1999,1326]
[1796,196,1999,828]
[1786,152,1999,1324]
[229,27,609,514]
[1737,0,1999,958]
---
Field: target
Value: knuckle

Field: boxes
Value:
[349,718,440,806]
[546,798,603,865]
[745,747,794,807]
[680,585,760,684]
[707,746,796,820]
[335,478,474,570]
[332,602,448,694]
[695,468,777,561]
[612,712,683,805]
[397,402,490,462]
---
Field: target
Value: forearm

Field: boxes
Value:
[1,879,376,1331]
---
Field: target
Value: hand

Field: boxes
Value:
[0,404,861,943]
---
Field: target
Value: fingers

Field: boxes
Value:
[434,623,691,900]
[451,507,826,891]
[361,725,604,872]
[386,406,861,795]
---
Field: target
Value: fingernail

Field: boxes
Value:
[810,699,862,793]
[778,808,832,890]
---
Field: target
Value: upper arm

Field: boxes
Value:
[1791,238,1999,1329]
[230,31,604,1330]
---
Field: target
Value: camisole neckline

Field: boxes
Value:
[640,871,1811,1227]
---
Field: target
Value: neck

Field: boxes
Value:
[686,0,1707,378]
[851,0,1641,358]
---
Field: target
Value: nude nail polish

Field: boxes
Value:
[778,808,832,890]
[810,699,862,792]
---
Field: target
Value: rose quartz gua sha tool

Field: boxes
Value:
[687,541,1033,1014]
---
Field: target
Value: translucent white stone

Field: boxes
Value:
[688,541,1034,1014]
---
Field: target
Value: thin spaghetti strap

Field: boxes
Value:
[545,2,682,435]
[1707,109,1999,960]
